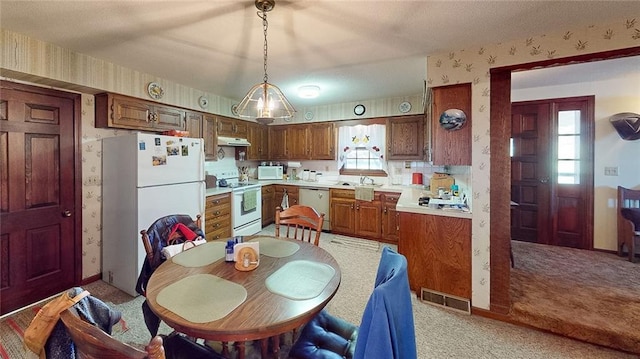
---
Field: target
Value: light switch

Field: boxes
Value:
[604,166,618,176]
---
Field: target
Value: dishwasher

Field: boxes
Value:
[299,187,331,231]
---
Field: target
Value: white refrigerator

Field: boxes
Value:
[102,133,205,296]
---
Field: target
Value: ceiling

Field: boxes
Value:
[1,1,638,109]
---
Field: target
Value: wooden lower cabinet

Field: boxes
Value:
[380,193,400,243]
[261,185,275,226]
[205,193,231,241]
[398,212,471,299]
[274,185,299,209]
[330,189,395,241]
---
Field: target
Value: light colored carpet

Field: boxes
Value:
[2,226,634,358]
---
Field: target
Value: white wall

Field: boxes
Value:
[512,66,640,251]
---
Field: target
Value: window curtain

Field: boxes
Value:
[337,124,387,172]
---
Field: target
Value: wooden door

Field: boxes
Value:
[511,103,552,243]
[511,97,594,249]
[185,111,203,138]
[0,81,81,314]
[203,114,217,160]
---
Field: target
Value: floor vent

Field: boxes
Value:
[420,288,471,314]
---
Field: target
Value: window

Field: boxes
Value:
[338,124,387,175]
[557,110,581,184]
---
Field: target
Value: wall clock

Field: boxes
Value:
[354,104,366,116]
[399,101,412,113]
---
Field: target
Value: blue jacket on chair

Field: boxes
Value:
[354,246,417,359]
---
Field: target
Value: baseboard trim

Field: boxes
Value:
[81,273,102,286]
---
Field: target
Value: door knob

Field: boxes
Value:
[539,177,550,183]
[62,210,72,217]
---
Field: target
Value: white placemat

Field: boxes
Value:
[171,241,226,267]
[156,274,247,323]
[250,237,300,257]
[265,260,335,300]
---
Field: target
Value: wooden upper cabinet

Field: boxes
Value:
[95,92,185,131]
[217,116,248,138]
[287,125,309,159]
[268,126,288,160]
[309,122,335,160]
[267,122,334,160]
[387,115,424,160]
[185,111,203,138]
[246,122,268,161]
[431,83,472,165]
[203,114,217,160]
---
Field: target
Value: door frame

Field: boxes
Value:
[1,80,83,294]
[511,96,595,249]
[488,46,640,314]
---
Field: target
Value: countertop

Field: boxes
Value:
[205,180,471,218]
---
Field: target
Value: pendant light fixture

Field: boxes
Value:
[235,0,295,125]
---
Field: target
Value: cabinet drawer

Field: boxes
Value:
[206,193,231,207]
[330,188,355,199]
[206,203,230,218]
[381,192,400,204]
[207,226,231,241]
[205,215,231,234]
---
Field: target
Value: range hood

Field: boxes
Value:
[217,136,251,147]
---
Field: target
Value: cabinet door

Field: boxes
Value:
[247,122,268,160]
[309,122,335,160]
[268,126,288,160]
[431,83,472,165]
[217,117,236,137]
[185,111,203,138]
[110,94,153,129]
[153,104,186,131]
[399,212,471,298]
[233,120,248,138]
[203,115,217,160]
[331,198,355,235]
[287,125,309,159]
[356,200,381,238]
[261,185,275,226]
[387,115,424,160]
[381,193,400,243]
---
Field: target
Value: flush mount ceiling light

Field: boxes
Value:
[298,85,320,99]
[235,0,296,125]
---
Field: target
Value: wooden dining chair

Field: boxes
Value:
[275,205,325,246]
[60,308,166,359]
[617,186,640,262]
[136,214,204,337]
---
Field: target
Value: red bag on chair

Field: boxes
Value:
[167,222,198,243]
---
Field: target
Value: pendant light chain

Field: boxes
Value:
[261,6,269,84]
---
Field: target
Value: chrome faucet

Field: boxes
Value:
[359,175,374,185]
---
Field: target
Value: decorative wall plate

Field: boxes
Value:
[231,104,239,116]
[304,111,314,121]
[198,96,209,109]
[354,104,366,116]
[217,147,225,160]
[147,82,164,100]
[439,108,467,131]
[399,101,411,113]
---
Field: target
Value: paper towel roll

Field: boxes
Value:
[288,161,302,168]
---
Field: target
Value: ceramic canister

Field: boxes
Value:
[412,173,423,185]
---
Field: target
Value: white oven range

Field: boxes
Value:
[210,167,262,236]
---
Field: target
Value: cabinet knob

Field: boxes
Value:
[214,210,221,215]
[383,207,387,214]
[356,204,359,210]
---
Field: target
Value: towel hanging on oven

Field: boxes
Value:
[243,190,257,212]
[281,189,289,210]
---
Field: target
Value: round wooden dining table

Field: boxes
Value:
[145,235,342,359]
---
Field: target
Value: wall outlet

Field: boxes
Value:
[604,166,618,176]
[84,175,101,186]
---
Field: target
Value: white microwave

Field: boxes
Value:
[258,166,284,180]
